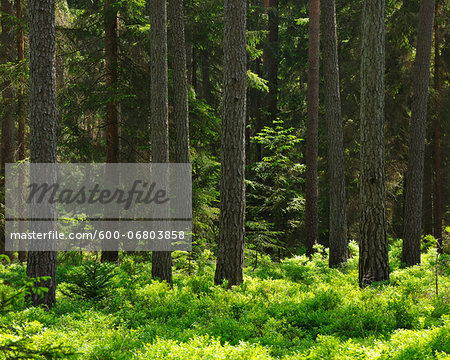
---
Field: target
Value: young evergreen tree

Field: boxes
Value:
[402,0,436,266]
[214,0,246,287]
[359,0,389,287]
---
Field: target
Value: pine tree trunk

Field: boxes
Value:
[214,0,246,287]
[359,0,389,287]
[402,0,436,266]
[321,0,347,267]
[422,142,434,235]
[264,0,278,123]
[433,0,442,251]
[169,0,190,164]
[0,0,15,257]
[101,0,120,263]
[150,0,172,283]
[305,0,320,256]
[16,0,27,263]
[27,0,57,307]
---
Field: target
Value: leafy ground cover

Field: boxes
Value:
[0,241,448,359]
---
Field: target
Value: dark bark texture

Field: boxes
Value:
[150,0,172,283]
[27,0,58,307]
[359,0,389,287]
[305,0,320,256]
[169,0,190,164]
[0,0,15,257]
[16,0,27,263]
[402,0,436,266]
[214,0,246,287]
[101,0,120,263]
[433,0,442,251]
[321,0,347,267]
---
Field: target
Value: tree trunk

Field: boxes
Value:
[191,47,197,92]
[422,141,434,235]
[150,0,172,283]
[321,0,347,267]
[169,0,190,164]
[359,0,389,287]
[101,0,120,263]
[200,50,213,105]
[214,0,246,287]
[433,0,442,252]
[264,0,278,123]
[305,0,320,257]
[402,0,436,266]
[0,0,15,257]
[16,0,27,263]
[186,42,193,85]
[27,0,58,307]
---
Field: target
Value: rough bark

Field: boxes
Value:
[214,0,246,287]
[16,0,27,263]
[27,0,58,307]
[305,0,320,257]
[169,0,190,164]
[150,0,172,283]
[321,0,347,267]
[0,0,15,257]
[402,0,436,266]
[101,0,120,263]
[359,0,389,287]
[433,0,442,251]
[264,0,278,123]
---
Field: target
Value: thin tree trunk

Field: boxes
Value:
[150,0,172,283]
[200,50,213,105]
[101,0,120,263]
[422,141,434,235]
[0,0,15,257]
[192,47,197,92]
[321,0,347,267]
[16,0,27,263]
[264,0,278,123]
[433,0,442,251]
[186,42,193,85]
[402,0,436,266]
[214,0,246,287]
[27,0,58,307]
[359,0,389,287]
[169,0,190,164]
[305,0,320,257]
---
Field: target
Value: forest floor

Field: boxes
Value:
[0,240,449,359]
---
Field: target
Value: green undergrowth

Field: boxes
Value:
[0,242,448,359]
